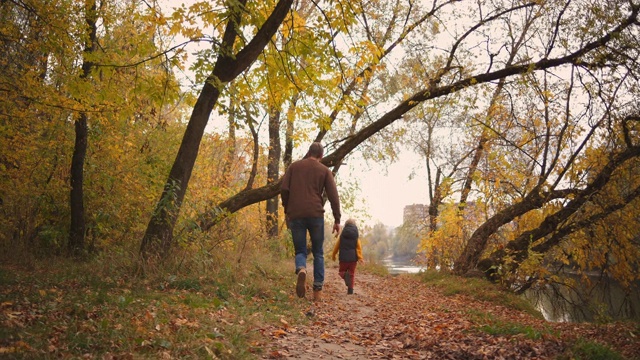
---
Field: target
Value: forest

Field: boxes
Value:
[2,0,640,318]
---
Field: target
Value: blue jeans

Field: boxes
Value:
[288,217,325,290]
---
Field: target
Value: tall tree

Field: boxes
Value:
[68,0,99,256]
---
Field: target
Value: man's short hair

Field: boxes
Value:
[305,142,324,159]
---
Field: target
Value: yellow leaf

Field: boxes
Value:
[0,347,16,354]
[279,318,289,328]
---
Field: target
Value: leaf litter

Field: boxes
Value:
[260,272,639,359]
[2,264,638,359]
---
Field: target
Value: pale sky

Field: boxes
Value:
[338,151,430,228]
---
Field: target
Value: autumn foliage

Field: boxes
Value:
[1,0,640,341]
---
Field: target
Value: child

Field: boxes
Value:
[331,218,364,294]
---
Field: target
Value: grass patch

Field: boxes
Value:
[0,267,17,285]
[419,270,543,319]
[167,276,203,291]
[560,338,624,360]
[359,261,389,277]
[465,308,552,340]
[479,322,545,339]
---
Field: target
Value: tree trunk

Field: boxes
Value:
[453,188,547,275]
[459,11,533,210]
[222,88,237,179]
[68,0,97,256]
[428,168,441,233]
[140,0,294,259]
[283,95,298,169]
[458,133,487,210]
[243,103,259,191]
[69,114,88,255]
[266,110,281,237]
[140,82,224,258]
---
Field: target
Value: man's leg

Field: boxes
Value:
[289,219,308,298]
[289,218,308,271]
[308,217,325,292]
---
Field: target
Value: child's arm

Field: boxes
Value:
[356,239,364,263]
[331,237,341,261]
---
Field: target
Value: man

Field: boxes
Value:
[281,142,341,301]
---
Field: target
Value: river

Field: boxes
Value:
[382,258,426,275]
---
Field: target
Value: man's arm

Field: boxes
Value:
[280,169,291,213]
[331,237,341,261]
[324,169,341,228]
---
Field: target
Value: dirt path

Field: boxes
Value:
[263,271,388,359]
[260,269,640,359]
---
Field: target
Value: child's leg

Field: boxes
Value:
[338,262,348,279]
[346,262,357,288]
[351,264,357,288]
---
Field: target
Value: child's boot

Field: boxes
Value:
[347,287,354,295]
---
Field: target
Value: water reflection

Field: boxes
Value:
[523,275,640,323]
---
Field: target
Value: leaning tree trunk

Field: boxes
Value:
[453,188,547,275]
[139,0,294,259]
[456,110,640,277]
[478,146,640,279]
[68,0,97,256]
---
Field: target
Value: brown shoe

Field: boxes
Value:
[313,289,322,302]
[296,268,306,298]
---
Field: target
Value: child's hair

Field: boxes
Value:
[345,218,357,226]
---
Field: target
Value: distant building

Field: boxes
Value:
[403,204,427,225]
